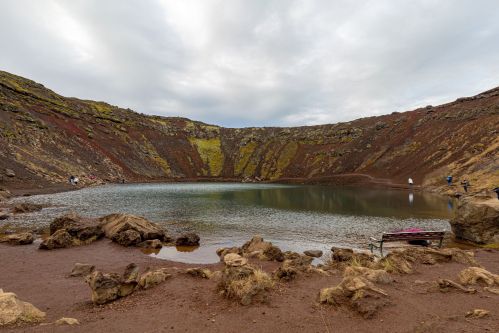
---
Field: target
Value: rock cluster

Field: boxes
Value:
[100,213,172,247]
[85,263,172,304]
[38,212,182,250]
[217,235,283,262]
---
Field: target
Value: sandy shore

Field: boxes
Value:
[0,239,498,333]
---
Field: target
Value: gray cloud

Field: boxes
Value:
[1,0,499,127]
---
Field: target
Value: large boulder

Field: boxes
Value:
[0,289,46,326]
[100,214,168,246]
[175,232,200,246]
[50,212,103,241]
[12,203,42,214]
[449,199,499,244]
[39,229,73,250]
[0,232,34,245]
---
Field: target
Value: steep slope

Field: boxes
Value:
[0,70,498,194]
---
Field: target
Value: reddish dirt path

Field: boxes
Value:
[0,241,498,333]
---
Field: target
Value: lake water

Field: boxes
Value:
[5,183,454,263]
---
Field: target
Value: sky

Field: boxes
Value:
[1,0,499,128]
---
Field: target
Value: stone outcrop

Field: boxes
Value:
[449,199,499,244]
[100,214,169,246]
[0,289,46,326]
[175,232,200,246]
[50,212,104,242]
[39,229,73,250]
[0,232,34,245]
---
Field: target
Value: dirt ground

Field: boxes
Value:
[0,240,498,333]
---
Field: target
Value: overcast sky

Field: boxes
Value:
[1,0,499,127]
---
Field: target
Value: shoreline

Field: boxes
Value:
[2,173,439,200]
[0,238,498,332]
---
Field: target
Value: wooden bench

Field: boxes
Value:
[369,231,445,256]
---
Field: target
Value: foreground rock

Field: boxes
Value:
[55,317,80,326]
[100,214,170,247]
[175,232,200,246]
[0,232,34,245]
[50,212,104,242]
[85,264,171,304]
[39,229,74,250]
[70,263,95,277]
[0,289,46,326]
[138,268,171,289]
[218,257,274,305]
[185,268,213,279]
[0,188,12,201]
[274,251,315,281]
[449,198,499,244]
[85,271,122,304]
[458,267,499,286]
[12,203,42,214]
[376,247,478,274]
[319,276,389,319]
[304,250,323,258]
[223,253,248,267]
[242,236,284,261]
[216,236,284,262]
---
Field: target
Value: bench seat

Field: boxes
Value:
[369,231,445,256]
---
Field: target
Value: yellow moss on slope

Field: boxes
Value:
[189,137,224,176]
[141,135,172,176]
[234,142,257,176]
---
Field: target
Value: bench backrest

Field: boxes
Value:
[381,231,445,242]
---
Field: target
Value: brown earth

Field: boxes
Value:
[1,70,498,196]
[0,240,498,332]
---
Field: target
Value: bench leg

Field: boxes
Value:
[379,241,384,257]
[438,238,443,248]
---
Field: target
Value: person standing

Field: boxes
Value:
[461,180,469,193]
[408,178,414,186]
[446,175,453,186]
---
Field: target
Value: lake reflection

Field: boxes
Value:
[7,183,453,263]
